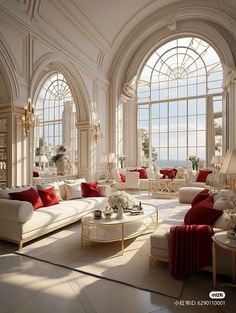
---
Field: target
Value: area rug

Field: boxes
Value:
[16,217,184,299]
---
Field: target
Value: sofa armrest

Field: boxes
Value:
[0,199,33,222]
[179,187,205,203]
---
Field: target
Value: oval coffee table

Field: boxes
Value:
[81,203,157,254]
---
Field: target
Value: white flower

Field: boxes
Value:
[108,191,134,209]
[223,208,236,230]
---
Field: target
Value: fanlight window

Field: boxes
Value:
[137,37,223,167]
[34,73,77,174]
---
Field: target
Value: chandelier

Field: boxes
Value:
[21,98,35,136]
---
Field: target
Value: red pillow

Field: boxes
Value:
[160,168,177,179]
[196,170,213,182]
[9,188,43,210]
[120,173,126,182]
[191,189,210,206]
[184,196,222,225]
[138,168,148,179]
[38,187,59,207]
[81,182,100,197]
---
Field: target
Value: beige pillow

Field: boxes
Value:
[64,179,86,200]
[213,198,234,211]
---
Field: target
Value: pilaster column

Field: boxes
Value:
[76,121,97,181]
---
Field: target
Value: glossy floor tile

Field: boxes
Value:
[0,243,235,313]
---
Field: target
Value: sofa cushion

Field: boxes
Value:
[213,198,234,211]
[9,188,43,210]
[129,168,148,179]
[65,181,83,200]
[38,187,59,207]
[184,196,222,226]
[179,187,205,203]
[160,168,177,179]
[0,186,37,200]
[191,188,210,206]
[22,197,107,234]
[196,170,213,182]
[81,182,100,197]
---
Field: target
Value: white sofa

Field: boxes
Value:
[0,183,108,250]
[150,187,233,275]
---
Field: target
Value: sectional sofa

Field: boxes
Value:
[0,180,109,250]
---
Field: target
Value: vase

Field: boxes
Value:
[55,158,66,175]
[227,229,236,239]
[116,205,124,219]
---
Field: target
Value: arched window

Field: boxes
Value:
[137,36,223,168]
[34,73,77,174]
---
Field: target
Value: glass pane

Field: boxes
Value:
[169,102,177,117]
[152,119,159,132]
[151,104,159,118]
[152,133,159,147]
[178,147,187,162]
[169,117,177,131]
[178,117,187,131]
[197,130,205,146]
[197,98,206,114]
[160,133,168,147]
[188,131,196,146]
[178,100,187,116]
[178,131,187,146]
[169,147,177,162]
[188,115,196,130]
[188,99,196,115]
[169,132,177,146]
[159,103,168,117]
[160,118,168,132]
[197,115,205,130]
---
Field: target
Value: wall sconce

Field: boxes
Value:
[93,120,103,143]
[22,98,35,136]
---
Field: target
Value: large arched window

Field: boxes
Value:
[137,36,223,167]
[34,73,77,174]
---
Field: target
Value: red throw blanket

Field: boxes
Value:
[168,225,214,279]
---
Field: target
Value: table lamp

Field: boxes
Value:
[220,149,236,191]
[101,153,117,179]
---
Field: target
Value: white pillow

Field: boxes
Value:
[64,179,86,200]
[213,198,234,211]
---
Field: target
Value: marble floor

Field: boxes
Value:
[0,242,235,313]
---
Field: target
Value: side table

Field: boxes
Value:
[212,231,236,288]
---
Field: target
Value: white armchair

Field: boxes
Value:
[112,171,140,190]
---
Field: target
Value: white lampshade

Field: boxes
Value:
[100,153,117,164]
[220,149,236,174]
[210,156,220,165]
[34,155,48,163]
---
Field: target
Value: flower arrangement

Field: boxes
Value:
[118,155,127,162]
[223,208,236,232]
[108,191,134,210]
[187,155,200,170]
[118,155,127,169]
[51,145,68,163]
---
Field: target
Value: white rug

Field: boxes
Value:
[17,197,185,299]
